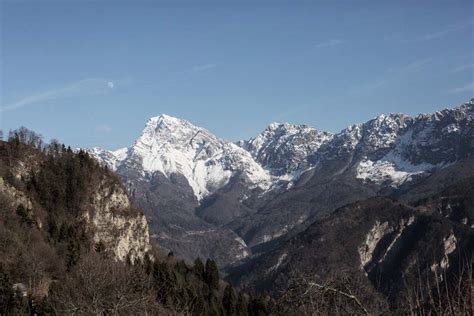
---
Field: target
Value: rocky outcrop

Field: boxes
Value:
[86,178,151,262]
[0,141,152,264]
[89,99,474,269]
[227,182,474,306]
[0,177,33,210]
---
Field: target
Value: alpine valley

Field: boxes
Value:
[89,99,474,280]
[1,99,473,314]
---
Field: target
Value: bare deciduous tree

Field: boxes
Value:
[275,271,389,315]
[8,127,44,149]
[49,253,166,315]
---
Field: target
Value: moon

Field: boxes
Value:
[107,81,114,89]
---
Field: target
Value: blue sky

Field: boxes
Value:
[1,0,473,149]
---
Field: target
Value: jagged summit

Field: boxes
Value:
[87,99,474,266]
[265,121,309,131]
[89,99,474,201]
[145,114,201,131]
[238,122,333,177]
[149,113,179,121]
[134,113,217,155]
[91,114,272,200]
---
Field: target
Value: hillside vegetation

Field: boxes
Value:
[0,128,270,315]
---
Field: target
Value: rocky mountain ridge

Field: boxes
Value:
[226,99,474,249]
[93,114,274,201]
[226,177,474,310]
[89,99,474,267]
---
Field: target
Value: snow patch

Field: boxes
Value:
[356,151,445,187]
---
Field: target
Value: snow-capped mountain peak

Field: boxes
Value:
[89,99,474,202]
[91,114,273,200]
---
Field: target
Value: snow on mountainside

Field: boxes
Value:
[90,99,474,202]
[87,99,474,263]
[89,147,128,171]
[90,115,273,200]
[237,123,333,179]
[354,100,473,186]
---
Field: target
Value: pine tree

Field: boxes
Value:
[236,291,249,316]
[66,236,81,270]
[143,253,153,275]
[193,258,205,279]
[223,284,237,316]
[205,259,219,290]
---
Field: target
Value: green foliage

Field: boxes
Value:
[146,256,270,316]
[236,291,249,316]
[194,258,205,279]
[33,148,94,216]
[66,237,81,270]
[143,253,153,275]
[205,259,220,290]
[0,132,272,315]
[223,284,237,316]
[248,294,269,316]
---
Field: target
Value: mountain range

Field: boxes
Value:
[89,99,474,269]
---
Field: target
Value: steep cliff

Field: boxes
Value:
[0,133,271,316]
[87,178,151,262]
[0,138,151,263]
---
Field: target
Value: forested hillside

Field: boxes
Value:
[0,128,270,315]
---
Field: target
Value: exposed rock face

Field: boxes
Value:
[0,141,152,263]
[92,115,273,200]
[88,178,151,262]
[352,103,473,186]
[89,115,268,266]
[89,99,474,268]
[226,179,474,306]
[227,100,474,250]
[437,233,457,270]
[359,221,393,270]
[237,123,333,179]
[0,177,33,210]
[359,216,415,274]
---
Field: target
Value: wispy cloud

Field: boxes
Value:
[348,58,432,96]
[190,63,217,73]
[389,58,432,74]
[449,82,474,93]
[452,63,474,73]
[175,63,218,79]
[96,125,113,133]
[275,104,310,121]
[407,21,472,42]
[315,39,344,48]
[0,78,115,113]
[348,79,386,95]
